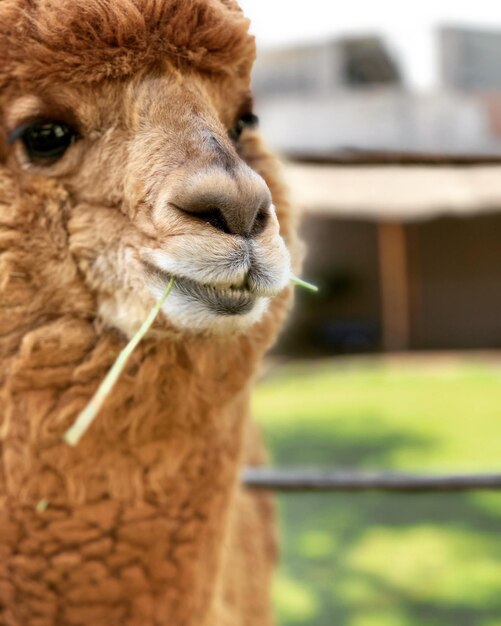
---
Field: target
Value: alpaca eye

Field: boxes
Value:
[8,120,79,163]
[230,112,259,141]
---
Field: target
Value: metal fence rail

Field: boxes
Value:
[243,468,501,492]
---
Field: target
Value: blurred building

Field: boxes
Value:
[253,30,501,156]
[440,26,501,92]
[278,164,501,355]
[252,37,401,98]
[255,29,501,355]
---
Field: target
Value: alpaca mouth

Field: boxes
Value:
[174,275,257,316]
[143,262,259,316]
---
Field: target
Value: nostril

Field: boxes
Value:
[250,207,269,237]
[187,207,232,234]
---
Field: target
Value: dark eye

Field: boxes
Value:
[230,112,259,141]
[8,119,79,163]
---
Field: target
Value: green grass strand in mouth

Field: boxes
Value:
[290,275,319,293]
[63,276,176,447]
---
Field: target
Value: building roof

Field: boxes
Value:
[283,163,501,221]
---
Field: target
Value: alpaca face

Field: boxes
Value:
[0,1,292,337]
[124,75,291,334]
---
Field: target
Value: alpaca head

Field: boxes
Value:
[0,0,292,338]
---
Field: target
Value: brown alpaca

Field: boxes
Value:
[0,1,298,625]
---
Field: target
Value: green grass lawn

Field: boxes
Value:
[253,356,501,626]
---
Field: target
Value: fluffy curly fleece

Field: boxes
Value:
[0,1,299,625]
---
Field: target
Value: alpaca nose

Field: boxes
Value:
[173,165,272,237]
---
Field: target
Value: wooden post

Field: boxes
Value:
[378,222,411,351]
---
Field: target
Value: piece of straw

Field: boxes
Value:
[290,275,319,293]
[64,277,176,447]
[36,498,49,513]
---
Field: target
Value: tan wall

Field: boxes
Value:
[409,214,501,349]
[277,215,381,355]
[278,212,501,355]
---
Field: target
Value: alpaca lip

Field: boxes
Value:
[143,262,259,316]
[175,276,258,316]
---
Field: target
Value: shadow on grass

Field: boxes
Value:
[263,420,501,626]
[265,416,431,468]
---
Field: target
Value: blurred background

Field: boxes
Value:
[238,1,501,625]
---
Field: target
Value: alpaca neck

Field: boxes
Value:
[1,323,260,625]
[4,321,259,498]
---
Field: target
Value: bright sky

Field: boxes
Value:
[239,0,501,90]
